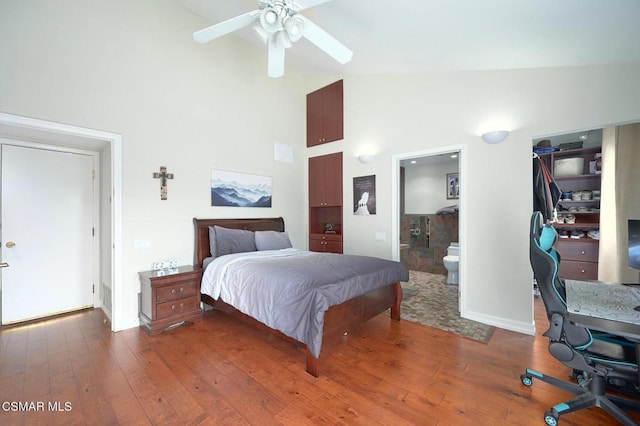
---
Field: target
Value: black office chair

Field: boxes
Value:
[522,211,640,426]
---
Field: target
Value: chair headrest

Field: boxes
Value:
[531,211,557,251]
[539,225,557,251]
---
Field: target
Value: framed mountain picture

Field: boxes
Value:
[210,169,272,207]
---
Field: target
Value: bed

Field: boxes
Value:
[193,217,409,377]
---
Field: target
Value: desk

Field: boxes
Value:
[565,279,640,340]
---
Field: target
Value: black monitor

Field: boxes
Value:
[629,219,640,271]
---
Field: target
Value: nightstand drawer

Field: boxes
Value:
[156,295,199,320]
[156,280,198,303]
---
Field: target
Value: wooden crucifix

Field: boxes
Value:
[153,166,174,200]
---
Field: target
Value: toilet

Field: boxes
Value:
[443,243,459,285]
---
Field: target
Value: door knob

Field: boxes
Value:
[0,262,8,268]
[5,241,15,248]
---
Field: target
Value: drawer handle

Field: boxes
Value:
[581,269,586,273]
[580,251,586,255]
[171,287,184,295]
[171,303,185,310]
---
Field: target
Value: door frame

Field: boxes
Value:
[391,143,468,316]
[0,112,124,331]
[1,140,100,315]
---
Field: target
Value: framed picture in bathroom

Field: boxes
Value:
[446,172,459,199]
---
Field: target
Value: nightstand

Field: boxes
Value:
[139,265,203,335]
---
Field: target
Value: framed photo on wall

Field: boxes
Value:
[446,172,459,199]
[353,175,376,215]
[210,169,272,207]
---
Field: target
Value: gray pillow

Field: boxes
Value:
[255,230,292,251]
[214,225,256,257]
[208,226,218,258]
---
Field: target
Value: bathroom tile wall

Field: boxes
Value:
[400,213,459,274]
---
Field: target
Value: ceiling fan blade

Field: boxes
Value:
[298,15,353,64]
[268,36,285,78]
[294,0,333,12]
[193,10,260,43]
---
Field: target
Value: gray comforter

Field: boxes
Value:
[201,248,409,358]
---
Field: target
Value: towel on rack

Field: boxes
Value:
[436,205,459,215]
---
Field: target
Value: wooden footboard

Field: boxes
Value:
[304,281,402,376]
[201,281,402,377]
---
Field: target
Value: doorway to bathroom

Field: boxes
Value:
[399,153,460,277]
[391,145,493,342]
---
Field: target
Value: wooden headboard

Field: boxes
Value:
[193,217,285,267]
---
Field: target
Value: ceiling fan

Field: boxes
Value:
[193,0,353,78]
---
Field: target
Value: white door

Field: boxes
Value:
[1,144,94,324]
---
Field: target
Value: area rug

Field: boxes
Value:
[401,270,495,344]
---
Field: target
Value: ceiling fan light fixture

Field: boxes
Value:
[260,7,281,33]
[253,25,270,43]
[193,0,352,78]
[283,15,304,42]
[275,31,292,49]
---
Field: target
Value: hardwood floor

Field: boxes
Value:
[1,298,638,425]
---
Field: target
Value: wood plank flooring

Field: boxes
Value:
[1,298,639,425]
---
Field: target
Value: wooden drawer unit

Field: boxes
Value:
[309,233,343,254]
[558,260,598,281]
[139,265,203,335]
[555,240,598,262]
[555,239,599,280]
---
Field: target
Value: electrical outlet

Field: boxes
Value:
[135,239,151,249]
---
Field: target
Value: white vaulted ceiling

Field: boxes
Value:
[179,0,640,76]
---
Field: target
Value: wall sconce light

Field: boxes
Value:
[481,130,509,144]
[358,154,375,164]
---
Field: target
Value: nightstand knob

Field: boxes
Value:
[171,288,184,294]
[580,251,586,255]
[171,303,184,310]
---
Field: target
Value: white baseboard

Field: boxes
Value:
[463,311,536,336]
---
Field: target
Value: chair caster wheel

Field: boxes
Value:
[544,410,559,426]
[521,373,533,387]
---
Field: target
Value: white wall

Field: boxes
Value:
[404,158,459,214]
[0,0,306,329]
[336,67,640,333]
[3,1,640,335]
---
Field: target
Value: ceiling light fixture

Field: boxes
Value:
[193,0,353,78]
[481,130,509,144]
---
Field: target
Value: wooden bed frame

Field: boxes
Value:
[193,217,402,377]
